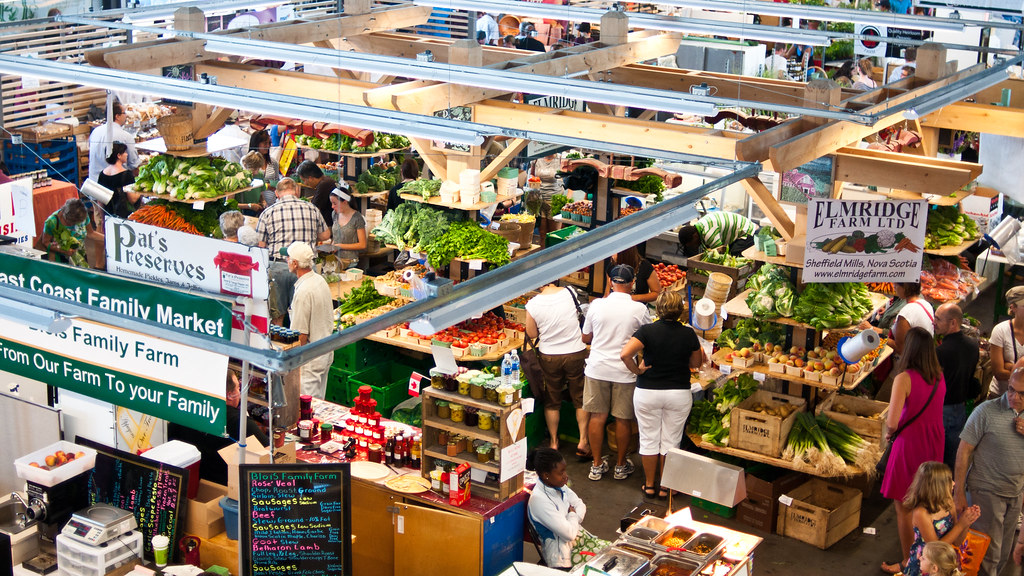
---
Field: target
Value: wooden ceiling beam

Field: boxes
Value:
[921,102,1024,137]
[833,147,980,195]
[86,5,433,71]
[195,62,374,105]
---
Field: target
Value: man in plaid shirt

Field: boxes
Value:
[256,177,330,322]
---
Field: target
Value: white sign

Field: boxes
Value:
[803,198,928,283]
[500,437,528,482]
[0,179,34,244]
[855,24,887,58]
[916,0,1022,14]
[104,217,269,299]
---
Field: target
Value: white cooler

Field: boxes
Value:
[141,440,201,499]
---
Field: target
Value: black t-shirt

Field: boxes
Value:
[311,177,337,229]
[605,258,655,296]
[518,37,546,52]
[633,320,700,390]
[98,170,136,218]
[937,330,979,405]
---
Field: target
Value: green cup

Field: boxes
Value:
[152,534,170,567]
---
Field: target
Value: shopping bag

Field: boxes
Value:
[958,528,991,576]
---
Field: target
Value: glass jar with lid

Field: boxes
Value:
[435,400,451,420]
[449,403,465,423]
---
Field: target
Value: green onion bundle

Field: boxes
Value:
[816,414,881,474]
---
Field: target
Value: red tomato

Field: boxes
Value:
[452,341,468,348]
[481,338,497,345]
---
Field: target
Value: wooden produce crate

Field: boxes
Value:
[685,248,756,299]
[777,478,862,549]
[14,122,72,142]
[815,394,889,446]
[730,391,806,458]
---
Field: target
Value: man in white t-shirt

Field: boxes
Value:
[477,13,499,45]
[286,241,335,398]
[581,264,650,481]
[88,101,139,182]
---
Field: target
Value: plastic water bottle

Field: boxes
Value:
[501,354,513,387]
[510,349,520,386]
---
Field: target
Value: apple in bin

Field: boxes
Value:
[725,353,734,362]
[738,348,752,358]
[829,367,842,377]
[794,358,805,368]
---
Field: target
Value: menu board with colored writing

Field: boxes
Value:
[240,464,352,576]
[78,437,186,562]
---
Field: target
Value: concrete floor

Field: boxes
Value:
[521,276,1024,574]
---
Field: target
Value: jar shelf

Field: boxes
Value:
[422,416,500,443]
[423,447,500,474]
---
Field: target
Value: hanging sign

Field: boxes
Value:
[855,24,887,58]
[104,217,269,299]
[0,317,228,434]
[803,198,927,283]
[0,179,34,244]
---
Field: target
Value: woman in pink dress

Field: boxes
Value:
[881,327,945,574]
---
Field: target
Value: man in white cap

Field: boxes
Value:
[286,241,334,398]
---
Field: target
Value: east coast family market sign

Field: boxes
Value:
[0,318,228,434]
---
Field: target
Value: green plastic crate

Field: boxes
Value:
[332,340,389,371]
[326,367,355,406]
[347,363,416,416]
[546,225,581,247]
[691,496,737,519]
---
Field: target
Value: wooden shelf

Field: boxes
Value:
[711,347,892,392]
[741,245,800,268]
[723,289,890,331]
[365,333,524,362]
[423,447,500,474]
[298,144,409,158]
[687,434,866,478]
[924,236,980,256]
[875,186,974,207]
[423,387,516,414]
[552,214,592,228]
[400,192,515,211]
[136,137,248,157]
[422,417,501,443]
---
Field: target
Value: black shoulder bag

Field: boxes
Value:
[876,379,940,475]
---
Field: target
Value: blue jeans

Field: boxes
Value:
[943,403,966,470]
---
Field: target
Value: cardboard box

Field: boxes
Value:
[218,437,296,500]
[186,480,228,539]
[730,391,806,458]
[449,462,471,506]
[815,394,889,446]
[777,478,862,549]
[200,531,240,576]
[736,468,805,534]
[962,187,1002,235]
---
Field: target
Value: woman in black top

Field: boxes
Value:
[603,246,661,304]
[621,290,703,498]
[388,157,420,211]
[96,141,138,222]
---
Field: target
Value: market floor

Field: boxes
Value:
[528,445,1024,576]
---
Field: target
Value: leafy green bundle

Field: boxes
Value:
[793,282,873,329]
[134,155,250,200]
[427,221,511,269]
[744,263,797,318]
[716,318,786,351]
[371,203,451,252]
[397,179,443,200]
[687,373,759,446]
[925,205,979,249]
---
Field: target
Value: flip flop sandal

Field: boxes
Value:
[641,484,657,498]
[881,561,905,575]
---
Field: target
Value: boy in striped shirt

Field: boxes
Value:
[677,211,757,257]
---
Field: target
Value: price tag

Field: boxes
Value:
[469,260,483,270]
[863,527,877,535]
[720,364,732,375]
[692,490,702,498]
[408,371,424,397]
[521,397,535,414]
[490,221,501,230]
[753,372,766,382]
[720,304,728,322]
[192,201,206,211]
[778,495,794,506]
[397,515,405,534]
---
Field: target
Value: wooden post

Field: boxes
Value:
[802,78,840,128]
[344,0,371,15]
[446,39,485,178]
[915,43,947,82]
[174,7,214,137]
[601,11,629,45]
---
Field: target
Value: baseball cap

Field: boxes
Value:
[331,182,351,202]
[609,264,635,284]
[1007,286,1024,306]
[282,242,315,267]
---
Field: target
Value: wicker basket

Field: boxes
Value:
[492,221,521,244]
[156,112,194,151]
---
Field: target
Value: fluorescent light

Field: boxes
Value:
[204,39,717,116]
[121,0,287,24]
[0,54,488,145]
[658,0,964,32]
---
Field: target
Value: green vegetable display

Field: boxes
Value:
[744,263,797,318]
[687,373,759,446]
[398,179,443,200]
[700,249,752,268]
[550,194,569,216]
[427,221,511,269]
[355,164,399,194]
[784,412,878,473]
[793,282,873,329]
[925,205,979,249]
[371,203,451,251]
[614,174,665,202]
[144,198,240,237]
[716,318,786,351]
[336,278,395,317]
[54,227,88,267]
[134,155,251,200]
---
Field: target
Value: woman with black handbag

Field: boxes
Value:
[881,327,946,575]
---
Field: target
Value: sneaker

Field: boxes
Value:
[588,456,610,481]
[613,458,636,480]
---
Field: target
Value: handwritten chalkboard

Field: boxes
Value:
[240,464,352,576]
[77,437,187,563]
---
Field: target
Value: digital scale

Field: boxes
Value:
[60,504,137,546]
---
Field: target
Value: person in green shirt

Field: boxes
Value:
[35,198,99,267]
[677,211,757,257]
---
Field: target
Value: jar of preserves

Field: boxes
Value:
[320,423,334,443]
[446,440,458,456]
[438,430,449,445]
[457,378,470,396]
[484,380,499,403]
[478,411,493,431]
[476,444,492,463]
[368,443,383,463]
[298,420,313,442]
[443,374,459,392]
[449,403,465,423]
[464,407,479,427]
[299,394,313,421]
[430,368,446,389]
[469,377,485,399]
[436,400,451,420]
[497,385,515,406]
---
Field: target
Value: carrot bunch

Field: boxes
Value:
[128,204,202,236]
[866,282,894,295]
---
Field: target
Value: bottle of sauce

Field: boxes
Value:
[395,435,405,467]
[411,435,422,470]
[385,436,395,465]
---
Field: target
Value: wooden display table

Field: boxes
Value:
[688,433,868,478]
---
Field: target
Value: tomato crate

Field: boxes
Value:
[546,225,582,247]
[347,363,417,416]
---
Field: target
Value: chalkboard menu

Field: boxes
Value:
[240,464,352,576]
[78,437,187,562]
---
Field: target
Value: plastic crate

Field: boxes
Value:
[348,363,416,415]
[56,531,143,576]
[326,367,354,406]
[3,137,79,185]
[691,496,737,519]
[546,225,581,247]
[332,340,389,371]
